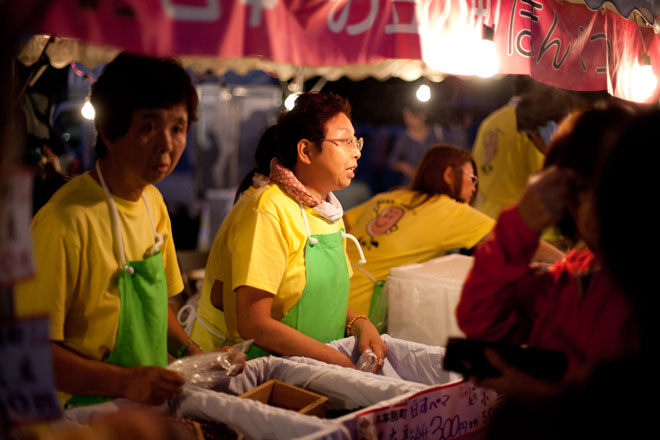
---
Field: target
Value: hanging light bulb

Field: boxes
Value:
[81,97,95,120]
[475,40,499,78]
[630,53,657,103]
[284,72,304,110]
[476,25,499,78]
[284,93,300,110]
[416,84,431,102]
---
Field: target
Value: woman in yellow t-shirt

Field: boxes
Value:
[191,92,387,368]
[345,145,496,319]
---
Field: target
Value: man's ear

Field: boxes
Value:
[98,128,114,153]
[443,166,454,187]
[297,139,314,165]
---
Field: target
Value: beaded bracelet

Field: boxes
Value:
[175,339,200,358]
[346,314,370,337]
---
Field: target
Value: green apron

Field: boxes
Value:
[246,207,350,359]
[352,262,388,334]
[368,280,387,333]
[66,164,168,407]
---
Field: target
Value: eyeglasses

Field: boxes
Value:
[319,136,364,152]
[462,171,478,184]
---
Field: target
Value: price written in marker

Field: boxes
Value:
[0,318,61,426]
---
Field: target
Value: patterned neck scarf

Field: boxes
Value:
[269,158,344,222]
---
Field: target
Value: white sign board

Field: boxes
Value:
[0,169,35,287]
[355,381,501,440]
[0,318,61,425]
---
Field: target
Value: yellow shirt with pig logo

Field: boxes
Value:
[345,189,495,316]
[472,105,545,219]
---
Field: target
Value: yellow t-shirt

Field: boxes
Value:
[14,173,183,361]
[472,105,545,219]
[192,183,353,351]
[345,190,495,316]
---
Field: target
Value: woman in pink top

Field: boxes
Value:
[457,104,640,388]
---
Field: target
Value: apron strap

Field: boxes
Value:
[299,203,319,245]
[95,161,161,273]
[196,313,227,340]
[352,262,378,283]
[176,303,226,341]
[299,202,368,264]
[142,195,164,255]
[343,232,367,265]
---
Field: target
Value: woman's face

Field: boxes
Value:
[310,112,361,193]
[103,105,188,190]
[458,162,477,203]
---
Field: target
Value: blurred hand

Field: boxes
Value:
[216,345,247,375]
[120,366,185,406]
[353,319,388,371]
[517,166,575,232]
[470,349,558,397]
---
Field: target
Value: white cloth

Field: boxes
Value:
[288,334,460,386]
[313,191,344,223]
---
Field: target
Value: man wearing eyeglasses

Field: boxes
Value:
[190,92,387,370]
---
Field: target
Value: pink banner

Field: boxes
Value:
[17,0,660,102]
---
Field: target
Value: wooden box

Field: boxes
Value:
[239,379,327,418]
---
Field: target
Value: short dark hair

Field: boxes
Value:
[234,124,277,203]
[544,103,636,241]
[410,144,476,204]
[598,109,659,306]
[90,52,198,157]
[596,109,660,354]
[515,83,583,133]
[275,92,351,169]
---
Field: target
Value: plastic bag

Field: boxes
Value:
[168,340,251,388]
[356,348,380,373]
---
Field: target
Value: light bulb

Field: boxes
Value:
[81,100,95,120]
[475,39,499,78]
[284,93,299,110]
[630,62,657,102]
[416,84,431,102]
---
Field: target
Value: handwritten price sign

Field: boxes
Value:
[0,169,35,287]
[0,318,61,425]
[355,381,501,440]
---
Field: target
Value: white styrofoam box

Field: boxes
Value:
[293,337,496,440]
[388,253,475,285]
[60,336,495,440]
[386,254,474,346]
[220,356,424,411]
[175,386,346,440]
[292,335,462,386]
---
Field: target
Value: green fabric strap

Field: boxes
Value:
[368,280,387,333]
